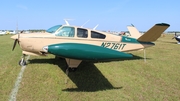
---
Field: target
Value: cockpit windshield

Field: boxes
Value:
[46,25,62,34]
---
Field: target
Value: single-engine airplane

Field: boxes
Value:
[11,23,170,72]
[172,32,180,44]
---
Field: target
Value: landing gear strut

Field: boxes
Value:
[65,67,77,84]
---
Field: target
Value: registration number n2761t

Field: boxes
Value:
[101,42,126,50]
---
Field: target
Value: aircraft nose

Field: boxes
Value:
[11,34,18,40]
[42,46,48,53]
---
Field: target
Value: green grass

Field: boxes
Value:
[0,34,180,101]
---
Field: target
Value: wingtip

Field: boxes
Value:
[156,23,170,26]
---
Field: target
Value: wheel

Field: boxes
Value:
[68,68,77,72]
[19,60,26,66]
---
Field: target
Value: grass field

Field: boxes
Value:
[0,34,180,101]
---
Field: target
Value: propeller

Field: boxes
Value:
[12,39,19,51]
[12,30,21,51]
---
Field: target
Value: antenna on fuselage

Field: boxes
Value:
[64,19,74,26]
[64,19,70,25]
[64,19,74,25]
[81,20,90,28]
[93,24,99,30]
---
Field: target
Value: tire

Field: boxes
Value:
[19,60,26,66]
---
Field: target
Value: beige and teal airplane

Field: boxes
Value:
[11,23,170,72]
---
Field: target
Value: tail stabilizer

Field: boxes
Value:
[127,25,141,39]
[137,23,170,42]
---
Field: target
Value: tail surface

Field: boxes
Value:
[137,23,170,42]
[127,25,141,39]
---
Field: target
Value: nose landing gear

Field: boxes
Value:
[18,54,30,66]
[19,59,26,66]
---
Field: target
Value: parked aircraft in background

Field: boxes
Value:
[0,30,17,35]
[172,32,180,44]
[6,30,16,34]
[0,30,6,35]
[11,22,170,73]
[9,30,16,34]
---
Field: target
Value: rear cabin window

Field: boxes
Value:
[91,31,106,39]
[77,28,88,38]
[55,26,75,37]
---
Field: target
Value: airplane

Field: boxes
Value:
[11,22,170,73]
[172,32,180,44]
[7,30,16,34]
[0,30,7,35]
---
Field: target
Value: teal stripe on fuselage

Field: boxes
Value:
[47,43,133,60]
[121,36,155,45]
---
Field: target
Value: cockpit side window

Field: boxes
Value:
[91,31,106,39]
[77,28,88,38]
[55,26,75,37]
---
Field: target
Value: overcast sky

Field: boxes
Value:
[0,0,179,31]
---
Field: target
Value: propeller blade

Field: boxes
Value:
[12,39,18,51]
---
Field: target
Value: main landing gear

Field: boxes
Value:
[64,58,81,75]
[65,67,77,84]
[65,67,77,75]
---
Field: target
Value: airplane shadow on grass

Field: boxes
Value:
[29,54,148,92]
